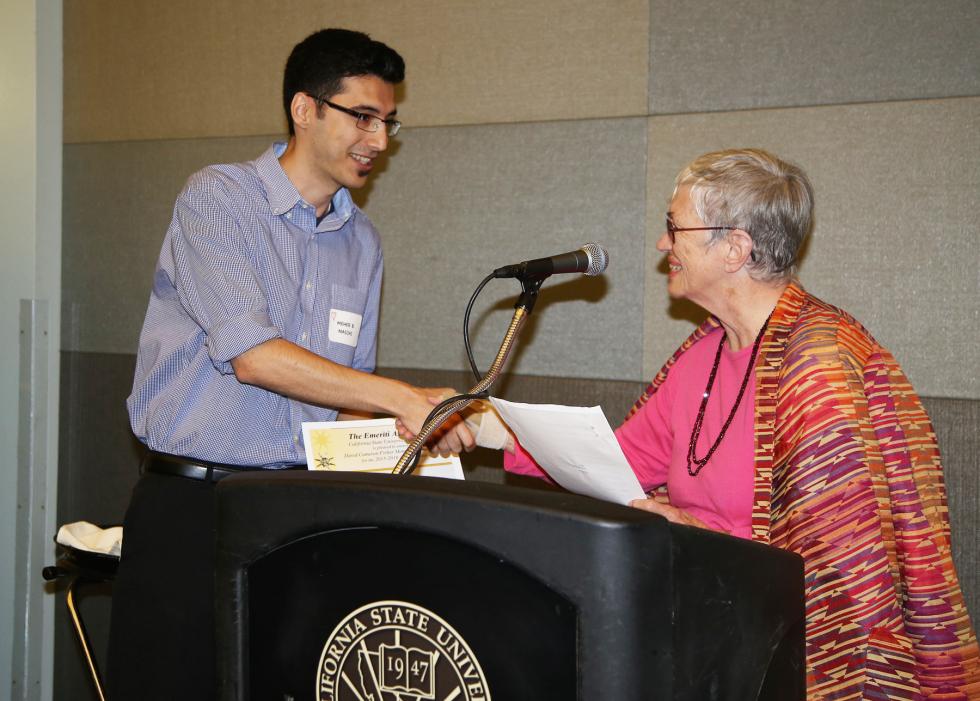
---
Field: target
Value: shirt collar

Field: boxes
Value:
[320,186,354,231]
[256,142,355,228]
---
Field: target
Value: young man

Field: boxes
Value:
[108,29,471,699]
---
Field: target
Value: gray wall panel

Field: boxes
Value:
[64,120,648,383]
[56,350,142,701]
[649,0,980,114]
[63,136,280,354]
[922,397,979,631]
[646,98,980,399]
[366,119,647,380]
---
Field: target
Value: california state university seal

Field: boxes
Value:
[316,600,490,701]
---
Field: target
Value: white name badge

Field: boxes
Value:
[328,308,362,347]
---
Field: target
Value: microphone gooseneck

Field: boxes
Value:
[394,242,610,475]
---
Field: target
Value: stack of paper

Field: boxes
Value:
[489,398,644,505]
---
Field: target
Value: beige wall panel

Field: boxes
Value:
[366,119,648,380]
[645,98,980,399]
[649,0,980,114]
[65,0,648,144]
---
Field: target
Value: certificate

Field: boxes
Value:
[302,418,464,480]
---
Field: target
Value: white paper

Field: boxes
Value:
[489,398,645,505]
[302,418,464,480]
[56,521,124,557]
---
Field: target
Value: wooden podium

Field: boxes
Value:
[215,471,804,700]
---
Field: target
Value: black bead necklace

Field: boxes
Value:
[686,315,771,477]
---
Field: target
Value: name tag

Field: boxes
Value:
[329,308,362,347]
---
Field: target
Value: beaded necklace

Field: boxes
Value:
[686,315,771,476]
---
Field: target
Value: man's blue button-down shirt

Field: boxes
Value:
[127,142,383,467]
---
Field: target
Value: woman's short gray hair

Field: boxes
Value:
[675,148,814,282]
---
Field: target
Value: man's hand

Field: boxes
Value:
[429,411,476,457]
[628,498,713,530]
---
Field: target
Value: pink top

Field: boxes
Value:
[505,327,756,538]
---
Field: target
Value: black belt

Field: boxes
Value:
[143,452,304,483]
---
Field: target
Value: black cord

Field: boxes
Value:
[413,268,533,471]
[464,272,497,382]
[404,391,490,474]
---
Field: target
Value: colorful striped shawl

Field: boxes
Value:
[630,282,979,699]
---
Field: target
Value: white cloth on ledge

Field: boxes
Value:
[56,521,123,557]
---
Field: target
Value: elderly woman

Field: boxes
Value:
[472,149,979,699]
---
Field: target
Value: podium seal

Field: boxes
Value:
[316,600,490,701]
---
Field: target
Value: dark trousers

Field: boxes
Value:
[106,471,218,700]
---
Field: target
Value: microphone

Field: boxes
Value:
[493,242,609,279]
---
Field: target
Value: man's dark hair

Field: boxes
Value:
[282,28,405,135]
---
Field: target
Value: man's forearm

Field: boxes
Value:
[231,338,474,450]
[230,338,412,417]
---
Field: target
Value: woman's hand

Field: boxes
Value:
[629,498,712,530]
[461,402,515,452]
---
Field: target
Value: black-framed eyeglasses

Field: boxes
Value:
[665,215,736,245]
[315,96,402,136]
[665,215,756,261]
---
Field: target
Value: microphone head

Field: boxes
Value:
[581,243,609,276]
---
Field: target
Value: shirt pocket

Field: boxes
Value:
[322,283,369,366]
